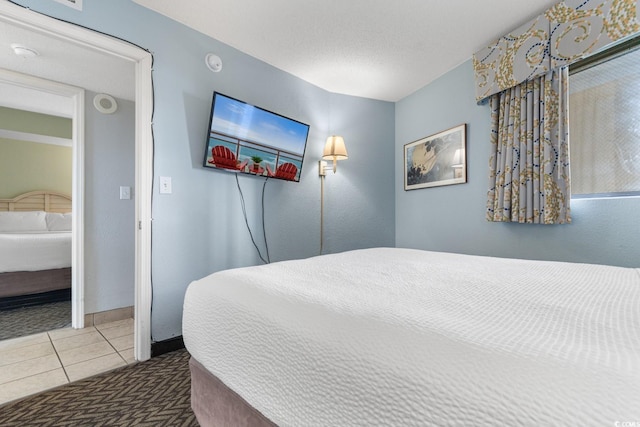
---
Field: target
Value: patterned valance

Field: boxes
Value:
[473,0,640,102]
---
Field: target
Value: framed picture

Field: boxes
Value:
[404,124,466,190]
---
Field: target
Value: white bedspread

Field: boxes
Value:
[183,248,640,426]
[0,232,71,273]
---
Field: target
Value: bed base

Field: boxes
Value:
[0,267,71,310]
[189,356,276,427]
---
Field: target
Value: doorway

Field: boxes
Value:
[0,2,153,361]
[0,78,77,339]
[0,71,84,331]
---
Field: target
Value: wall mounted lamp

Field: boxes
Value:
[319,135,348,254]
[319,135,348,175]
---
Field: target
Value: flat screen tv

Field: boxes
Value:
[203,92,310,182]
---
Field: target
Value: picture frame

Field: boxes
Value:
[404,124,466,191]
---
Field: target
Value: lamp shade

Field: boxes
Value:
[322,135,348,173]
[322,135,348,160]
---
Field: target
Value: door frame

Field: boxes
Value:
[0,69,86,330]
[0,2,154,361]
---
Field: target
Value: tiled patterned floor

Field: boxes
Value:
[0,318,134,405]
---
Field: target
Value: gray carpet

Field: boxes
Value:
[0,348,198,426]
[0,300,71,340]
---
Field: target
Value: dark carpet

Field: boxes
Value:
[0,300,71,340]
[0,349,198,426]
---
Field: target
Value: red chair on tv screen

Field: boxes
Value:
[266,162,298,181]
[208,145,247,171]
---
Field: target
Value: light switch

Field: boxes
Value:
[119,186,131,200]
[159,176,172,194]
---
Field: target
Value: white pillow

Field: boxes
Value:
[46,212,73,231]
[0,211,48,232]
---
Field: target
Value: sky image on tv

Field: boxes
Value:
[203,92,310,182]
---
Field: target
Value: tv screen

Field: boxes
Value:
[203,92,310,182]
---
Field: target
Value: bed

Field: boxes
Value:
[0,191,72,308]
[183,247,640,426]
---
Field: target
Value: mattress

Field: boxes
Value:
[0,232,71,273]
[183,248,640,426]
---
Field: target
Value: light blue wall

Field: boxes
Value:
[84,91,135,314]
[12,0,395,341]
[396,60,640,268]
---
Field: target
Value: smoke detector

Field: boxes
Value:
[93,93,118,114]
[11,44,39,58]
[205,53,222,72]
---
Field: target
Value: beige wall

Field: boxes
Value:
[0,107,72,199]
[0,107,71,138]
[0,138,72,198]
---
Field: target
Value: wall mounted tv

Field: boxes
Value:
[203,92,310,182]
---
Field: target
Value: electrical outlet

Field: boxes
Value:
[159,176,172,194]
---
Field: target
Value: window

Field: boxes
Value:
[569,37,640,198]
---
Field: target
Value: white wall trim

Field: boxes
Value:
[134,54,154,362]
[0,129,73,147]
[71,85,85,331]
[0,2,153,361]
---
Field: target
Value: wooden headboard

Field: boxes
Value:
[0,191,72,213]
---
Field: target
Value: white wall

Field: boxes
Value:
[395,60,640,268]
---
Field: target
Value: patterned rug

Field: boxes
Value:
[0,300,71,340]
[0,349,198,426]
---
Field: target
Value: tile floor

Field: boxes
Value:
[0,318,135,406]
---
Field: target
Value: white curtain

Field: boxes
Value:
[486,68,571,224]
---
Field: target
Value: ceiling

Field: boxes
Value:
[0,10,134,117]
[0,80,75,117]
[133,0,558,102]
[0,1,559,113]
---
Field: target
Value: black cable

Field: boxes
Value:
[6,0,153,55]
[148,53,156,339]
[235,174,268,264]
[261,177,270,263]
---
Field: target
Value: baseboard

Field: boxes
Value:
[0,288,71,310]
[84,306,133,327]
[151,335,185,357]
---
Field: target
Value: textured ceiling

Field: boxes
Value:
[0,1,561,111]
[133,0,558,101]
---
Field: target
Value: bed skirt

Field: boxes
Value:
[189,356,276,427]
[0,267,71,308]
